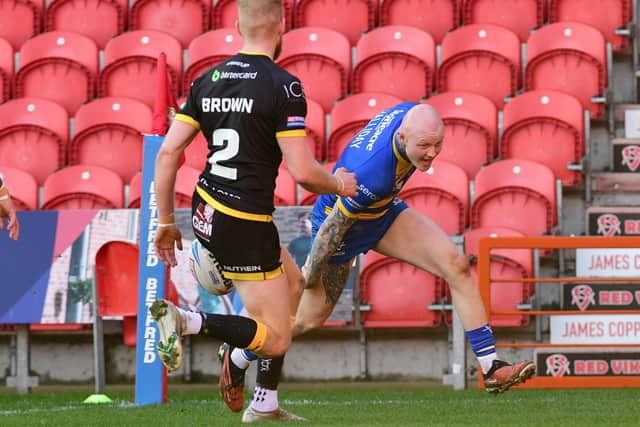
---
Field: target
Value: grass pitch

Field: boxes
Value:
[0,383,638,426]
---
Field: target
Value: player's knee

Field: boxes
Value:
[267,331,291,356]
[443,250,471,284]
[294,314,324,335]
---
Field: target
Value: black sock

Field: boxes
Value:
[256,356,285,390]
[199,313,258,349]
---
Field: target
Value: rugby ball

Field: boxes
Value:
[189,238,234,296]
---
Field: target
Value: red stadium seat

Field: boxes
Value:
[399,160,469,235]
[69,97,152,183]
[360,256,443,327]
[305,98,326,161]
[437,24,521,108]
[0,0,43,50]
[549,0,632,51]
[175,165,200,208]
[99,30,182,107]
[41,165,124,209]
[463,226,533,326]
[0,37,13,103]
[0,98,68,185]
[15,31,98,114]
[294,0,377,46]
[95,241,179,346]
[275,166,297,206]
[129,166,200,208]
[127,171,142,208]
[525,22,607,119]
[380,0,460,44]
[212,0,295,31]
[299,161,335,206]
[352,25,436,102]
[422,91,497,178]
[501,90,585,186]
[471,159,557,236]
[0,167,38,210]
[462,0,545,41]
[130,0,210,48]
[183,29,243,93]
[45,0,127,48]
[278,27,351,113]
[327,92,404,162]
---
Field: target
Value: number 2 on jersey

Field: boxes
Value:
[208,128,239,180]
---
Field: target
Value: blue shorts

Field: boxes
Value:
[310,198,409,264]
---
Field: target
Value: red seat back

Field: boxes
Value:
[70,97,152,183]
[0,37,13,103]
[360,257,442,327]
[0,167,38,210]
[525,22,606,118]
[549,0,632,51]
[130,0,209,48]
[438,24,521,108]
[294,0,377,46]
[399,160,469,235]
[327,92,404,162]
[471,159,557,236]
[463,0,545,41]
[42,165,124,210]
[379,0,460,44]
[183,29,243,92]
[423,91,497,177]
[100,30,182,106]
[45,0,127,48]
[0,98,68,185]
[0,0,43,50]
[16,31,98,114]
[278,27,351,113]
[501,90,585,186]
[353,25,436,102]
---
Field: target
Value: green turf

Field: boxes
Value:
[0,384,638,426]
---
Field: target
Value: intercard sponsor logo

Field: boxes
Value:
[193,202,214,240]
[536,351,640,377]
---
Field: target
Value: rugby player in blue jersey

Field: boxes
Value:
[221,103,535,415]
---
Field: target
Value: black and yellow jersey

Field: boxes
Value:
[176,51,307,220]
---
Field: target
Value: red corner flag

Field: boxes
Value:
[152,52,185,166]
[151,52,178,136]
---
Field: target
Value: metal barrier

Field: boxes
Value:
[477,236,640,389]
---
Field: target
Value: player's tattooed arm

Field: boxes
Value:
[321,262,352,305]
[303,206,356,290]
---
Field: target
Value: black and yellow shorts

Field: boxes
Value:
[191,188,283,281]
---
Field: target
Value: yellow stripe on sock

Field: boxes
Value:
[246,321,267,353]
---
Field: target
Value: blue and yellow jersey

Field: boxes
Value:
[313,102,417,220]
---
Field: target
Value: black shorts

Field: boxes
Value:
[191,189,283,281]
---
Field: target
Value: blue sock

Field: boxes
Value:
[243,349,258,361]
[466,324,497,373]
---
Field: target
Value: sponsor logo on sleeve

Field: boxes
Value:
[286,116,305,128]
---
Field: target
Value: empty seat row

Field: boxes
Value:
[359,224,534,328]
[0,20,608,121]
[0,0,631,52]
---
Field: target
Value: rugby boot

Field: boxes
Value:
[149,299,185,372]
[483,359,535,394]
[218,343,246,412]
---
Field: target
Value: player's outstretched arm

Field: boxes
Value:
[278,135,357,197]
[0,180,19,240]
[154,120,199,267]
[303,205,356,289]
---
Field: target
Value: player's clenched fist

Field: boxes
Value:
[333,167,358,197]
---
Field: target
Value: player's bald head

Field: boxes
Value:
[237,0,283,40]
[400,104,444,141]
